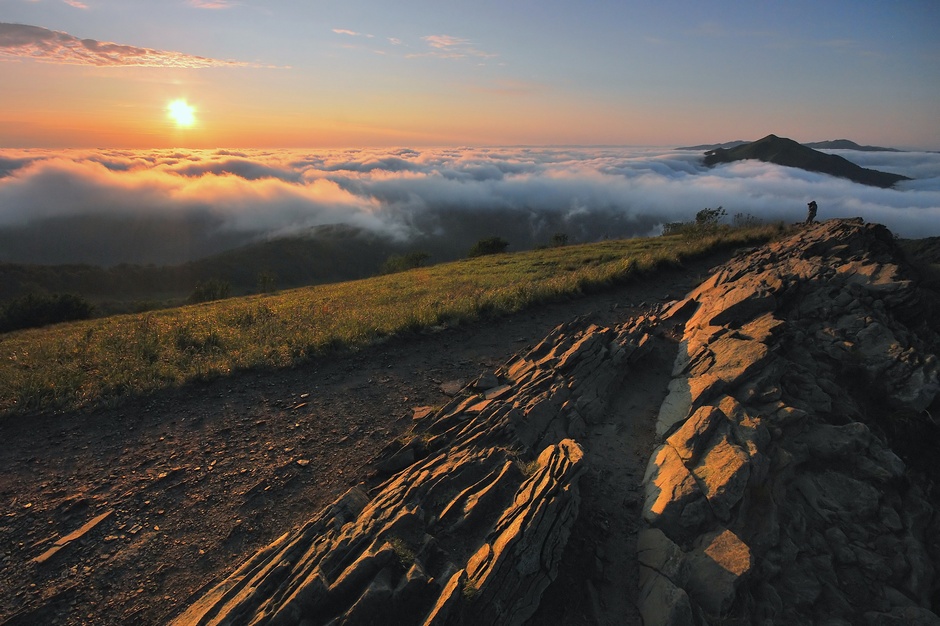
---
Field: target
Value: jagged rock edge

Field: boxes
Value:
[641,218,940,624]
[171,300,665,625]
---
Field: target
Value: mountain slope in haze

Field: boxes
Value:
[703,134,911,188]
[0,224,409,313]
[675,140,749,150]
[680,138,905,153]
[803,139,900,152]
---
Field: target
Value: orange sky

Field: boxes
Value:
[1,3,939,149]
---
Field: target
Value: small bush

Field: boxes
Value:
[660,221,687,236]
[381,251,430,274]
[174,324,224,354]
[732,212,763,228]
[131,315,162,364]
[189,279,231,304]
[662,206,727,238]
[0,292,95,332]
[467,237,509,258]
[388,537,416,567]
[256,271,278,294]
[228,304,277,329]
[695,206,727,229]
[549,233,569,247]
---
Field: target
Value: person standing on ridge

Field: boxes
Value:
[805,200,818,225]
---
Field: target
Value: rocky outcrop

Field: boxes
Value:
[641,219,940,624]
[172,313,665,625]
[175,218,940,625]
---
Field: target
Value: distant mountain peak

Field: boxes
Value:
[803,139,900,152]
[703,134,910,188]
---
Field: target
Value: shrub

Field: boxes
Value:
[381,251,430,274]
[256,271,278,294]
[661,221,687,236]
[695,206,727,229]
[189,279,231,304]
[732,212,763,228]
[388,537,416,567]
[467,237,509,258]
[662,206,727,238]
[0,292,95,332]
[550,233,569,247]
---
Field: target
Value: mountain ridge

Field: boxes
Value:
[703,134,911,188]
[678,138,903,152]
[803,138,900,152]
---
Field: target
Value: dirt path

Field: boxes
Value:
[0,250,729,626]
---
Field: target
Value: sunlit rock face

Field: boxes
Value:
[173,218,940,625]
[642,218,940,624]
[171,304,664,626]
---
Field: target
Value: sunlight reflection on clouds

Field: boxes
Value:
[0,146,937,264]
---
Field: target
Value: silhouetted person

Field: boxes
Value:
[805,200,817,225]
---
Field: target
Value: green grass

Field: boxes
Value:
[0,226,782,417]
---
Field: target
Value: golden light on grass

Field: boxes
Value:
[168,99,196,127]
[0,225,785,416]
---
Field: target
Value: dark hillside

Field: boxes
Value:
[0,224,408,313]
[899,236,940,265]
[675,140,749,150]
[704,134,911,188]
[804,139,900,152]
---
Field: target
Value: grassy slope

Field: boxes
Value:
[0,226,401,315]
[0,226,782,417]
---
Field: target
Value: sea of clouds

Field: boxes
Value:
[0,146,938,265]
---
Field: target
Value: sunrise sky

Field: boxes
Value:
[2,0,939,149]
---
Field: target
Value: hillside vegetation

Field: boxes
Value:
[0,225,782,417]
[0,224,403,316]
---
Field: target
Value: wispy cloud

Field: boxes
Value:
[0,22,260,67]
[424,35,468,49]
[415,34,497,60]
[332,28,374,39]
[188,0,237,8]
[63,0,89,8]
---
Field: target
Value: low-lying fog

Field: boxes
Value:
[1,146,937,266]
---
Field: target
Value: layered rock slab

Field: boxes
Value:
[172,314,664,625]
[641,219,940,624]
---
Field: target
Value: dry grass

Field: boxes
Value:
[0,226,782,416]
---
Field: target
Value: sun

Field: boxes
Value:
[167,99,196,127]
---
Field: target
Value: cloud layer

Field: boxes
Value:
[0,22,256,67]
[0,146,937,265]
